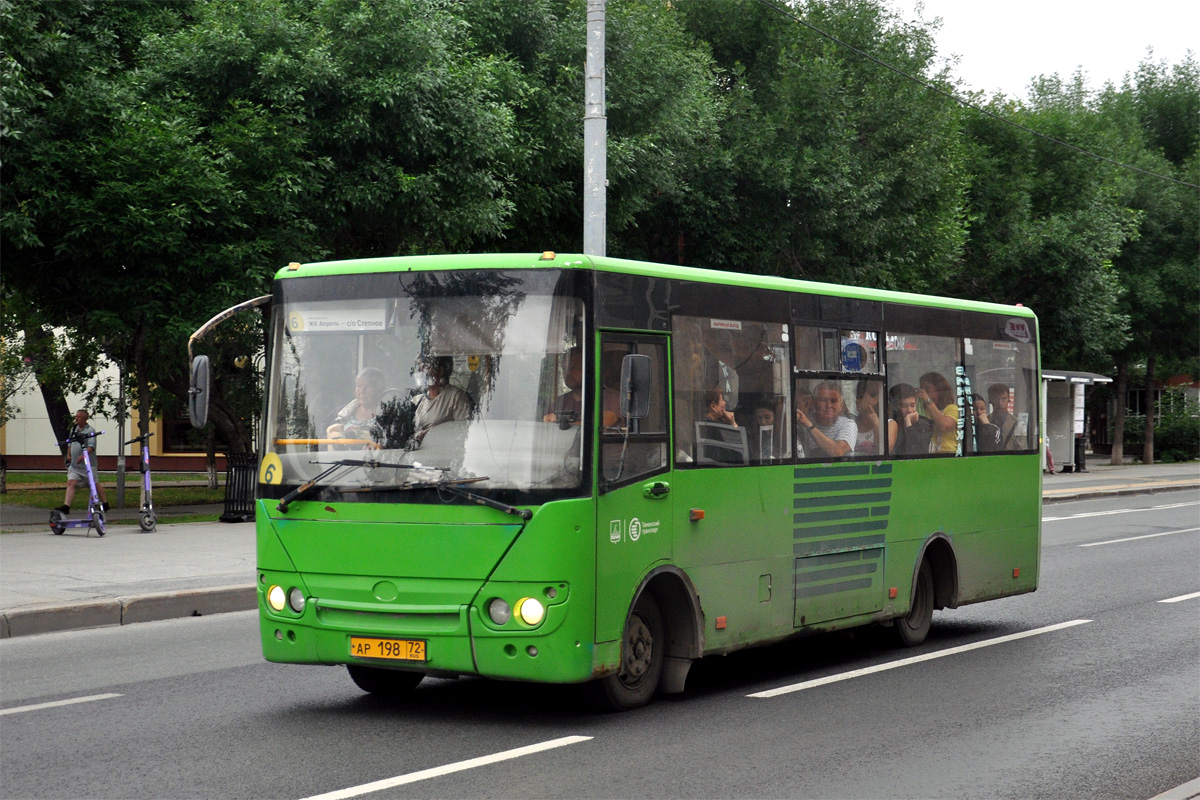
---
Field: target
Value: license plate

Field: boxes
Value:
[349,636,426,662]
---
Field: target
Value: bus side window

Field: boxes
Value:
[671,315,789,466]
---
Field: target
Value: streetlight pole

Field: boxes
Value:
[583,0,606,257]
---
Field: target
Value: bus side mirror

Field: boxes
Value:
[188,355,210,428]
[620,354,652,420]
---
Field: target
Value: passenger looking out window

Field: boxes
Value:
[971,393,1002,452]
[326,367,387,447]
[796,380,855,458]
[987,384,1018,450]
[704,389,738,427]
[917,371,958,454]
[853,380,884,456]
[889,383,934,455]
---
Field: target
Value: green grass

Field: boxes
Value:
[5,470,223,487]
[2,485,225,509]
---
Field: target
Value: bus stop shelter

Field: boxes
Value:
[1042,369,1113,473]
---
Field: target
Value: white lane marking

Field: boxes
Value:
[0,693,123,716]
[1043,501,1199,522]
[1078,527,1200,547]
[299,735,593,800]
[1159,591,1200,604]
[1148,776,1200,800]
[748,620,1092,699]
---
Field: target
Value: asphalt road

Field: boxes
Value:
[1,492,1197,800]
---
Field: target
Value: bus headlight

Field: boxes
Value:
[515,597,545,626]
[487,597,511,625]
[287,587,307,613]
[267,585,287,612]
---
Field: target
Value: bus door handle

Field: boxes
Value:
[642,481,670,499]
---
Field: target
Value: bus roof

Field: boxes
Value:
[276,252,1037,319]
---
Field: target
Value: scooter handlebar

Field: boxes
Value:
[57,430,105,446]
[124,432,156,446]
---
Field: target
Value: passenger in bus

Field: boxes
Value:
[326,367,387,446]
[987,384,1018,449]
[753,402,777,461]
[796,381,855,458]
[544,347,583,424]
[703,388,738,427]
[889,383,934,455]
[971,393,1002,452]
[917,372,959,454]
[853,381,883,455]
[413,356,472,440]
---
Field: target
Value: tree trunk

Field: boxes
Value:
[1110,360,1127,465]
[1143,352,1156,465]
[24,324,72,454]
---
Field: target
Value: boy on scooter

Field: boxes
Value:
[57,409,108,514]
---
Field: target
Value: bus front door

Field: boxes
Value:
[595,335,673,644]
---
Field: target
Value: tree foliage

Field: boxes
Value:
[2,0,1197,456]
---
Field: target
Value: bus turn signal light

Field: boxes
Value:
[1013,568,1020,578]
[690,509,705,522]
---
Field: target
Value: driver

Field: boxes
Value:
[413,356,472,439]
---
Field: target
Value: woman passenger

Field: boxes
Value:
[917,371,958,454]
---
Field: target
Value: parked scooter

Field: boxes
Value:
[125,431,157,532]
[49,430,107,537]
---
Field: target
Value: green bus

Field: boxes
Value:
[242,252,1040,710]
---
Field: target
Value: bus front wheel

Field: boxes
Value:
[895,561,934,647]
[590,594,664,711]
[346,665,423,695]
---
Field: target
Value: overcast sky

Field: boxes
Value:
[890,0,1198,99]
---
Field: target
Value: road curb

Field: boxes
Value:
[1042,482,1199,504]
[0,585,257,639]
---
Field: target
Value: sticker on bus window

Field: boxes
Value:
[1004,319,1032,343]
[710,319,743,331]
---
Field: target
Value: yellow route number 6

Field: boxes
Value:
[259,452,283,485]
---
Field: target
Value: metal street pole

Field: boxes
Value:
[583,0,606,257]
[115,362,126,509]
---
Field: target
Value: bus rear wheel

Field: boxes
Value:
[895,560,934,647]
[346,665,424,695]
[590,593,664,711]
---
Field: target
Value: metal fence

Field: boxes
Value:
[220,452,257,523]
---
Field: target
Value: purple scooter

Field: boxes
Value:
[49,430,107,537]
[124,431,157,532]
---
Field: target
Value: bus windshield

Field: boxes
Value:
[264,269,586,495]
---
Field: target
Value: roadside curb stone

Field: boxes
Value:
[1,587,256,639]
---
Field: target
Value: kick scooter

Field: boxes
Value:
[125,431,157,531]
[49,430,107,537]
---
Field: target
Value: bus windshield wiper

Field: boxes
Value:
[276,458,420,513]
[397,475,533,521]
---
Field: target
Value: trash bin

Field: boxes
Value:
[221,451,257,523]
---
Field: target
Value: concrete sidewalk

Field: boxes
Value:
[1,461,1197,639]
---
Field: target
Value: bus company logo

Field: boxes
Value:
[1005,319,1032,343]
[610,518,659,543]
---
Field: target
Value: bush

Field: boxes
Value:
[1119,388,1200,462]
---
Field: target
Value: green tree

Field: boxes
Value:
[954,75,1140,369]
[1102,56,1200,464]
[674,0,969,290]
